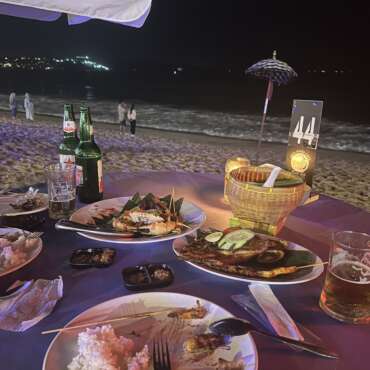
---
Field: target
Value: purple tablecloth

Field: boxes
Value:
[0,171,369,370]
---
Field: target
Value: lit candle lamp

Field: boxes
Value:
[289,150,311,174]
[224,157,250,203]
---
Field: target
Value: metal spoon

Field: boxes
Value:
[55,219,134,237]
[209,318,338,359]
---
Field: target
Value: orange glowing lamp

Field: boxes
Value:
[224,157,250,203]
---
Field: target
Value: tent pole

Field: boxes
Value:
[255,106,268,164]
[255,79,273,164]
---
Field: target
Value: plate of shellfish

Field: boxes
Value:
[56,193,206,244]
[0,227,43,277]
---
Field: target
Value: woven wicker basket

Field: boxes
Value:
[225,166,308,235]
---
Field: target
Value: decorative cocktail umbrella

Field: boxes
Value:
[246,51,297,163]
[0,0,151,27]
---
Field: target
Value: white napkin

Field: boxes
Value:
[0,276,63,332]
[249,284,303,340]
[262,166,282,188]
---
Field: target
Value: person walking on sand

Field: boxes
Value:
[117,101,127,134]
[9,92,17,122]
[24,93,34,121]
[127,103,137,136]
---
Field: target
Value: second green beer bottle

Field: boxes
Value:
[75,106,103,203]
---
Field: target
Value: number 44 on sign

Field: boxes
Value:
[292,116,318,147]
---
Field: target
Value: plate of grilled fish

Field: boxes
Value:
[173,228,324,285]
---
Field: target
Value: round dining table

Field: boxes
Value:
[0,171,369,370]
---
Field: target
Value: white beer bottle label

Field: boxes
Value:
[63,120,76,133]
[97,160,103,193]
[76,165,84,185]
[59,154,75,166]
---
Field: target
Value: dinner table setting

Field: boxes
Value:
[0,168,369,370]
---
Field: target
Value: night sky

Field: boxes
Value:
[0,1,368,69]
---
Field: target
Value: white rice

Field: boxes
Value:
[68,325,150,370]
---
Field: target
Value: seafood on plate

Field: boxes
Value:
[217,357,246,370]
[9,187,45,212]
[177,228,315,279]
[184,333,228,354]
[0,231,40,273]
[92,193,188,237]
[168,300,208,320]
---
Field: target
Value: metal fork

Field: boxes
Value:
[0,231,43,239]
[153,337,171,370]
[25,231,44,239]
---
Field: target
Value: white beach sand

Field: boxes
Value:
[0,111,369,211]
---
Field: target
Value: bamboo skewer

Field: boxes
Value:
[178,222,192,229]
[296,261,328,270]
[41,308,175,335]
[171,187,176,216]
[176,254,328,273]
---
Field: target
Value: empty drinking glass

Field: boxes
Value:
[46,164,76,220]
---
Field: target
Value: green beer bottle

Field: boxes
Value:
[75,106,103,203]
[59,104,79,165]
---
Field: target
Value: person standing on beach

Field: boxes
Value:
[9,92,17,122]
[117,101,127,134]
[24,93,34,121]
[127,103,137,136]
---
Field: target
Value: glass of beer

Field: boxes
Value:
[46,164,76,220]
[319,231,370,324]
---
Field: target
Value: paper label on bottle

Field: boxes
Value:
[76,165,83,186]
[63,120,76,133]
[97,160,103,193]
[59,154,75,166]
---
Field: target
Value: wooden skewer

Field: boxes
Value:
[168,188,174,216]
[41,308,174,335]
[171,187,176,215]
[178,222,192,229]
[296,261,328,270]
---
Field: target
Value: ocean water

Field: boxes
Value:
[0,94,369,154]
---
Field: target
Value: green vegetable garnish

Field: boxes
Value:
[119,192,141,215]
[205,231,223,243]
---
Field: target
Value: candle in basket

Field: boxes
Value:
[224,157,250,203]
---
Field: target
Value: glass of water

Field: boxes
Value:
[46,164,76,220]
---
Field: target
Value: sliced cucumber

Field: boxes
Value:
[217,229,255,250]
[205,231,223,243]
[218,240,235,250]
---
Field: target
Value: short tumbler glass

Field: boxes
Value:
[46,164,76,220]
[319,231,370,324]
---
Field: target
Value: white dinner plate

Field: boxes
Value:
[0,193,48,216]
[0,227,43,277]
[173,236,324,285]
[70,196,206,244]
[43,292,258,370]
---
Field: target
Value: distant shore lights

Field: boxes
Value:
[0,56,110,72]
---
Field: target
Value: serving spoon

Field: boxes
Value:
[209,318,338,359]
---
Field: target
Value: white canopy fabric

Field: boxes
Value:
[0,0,152,27]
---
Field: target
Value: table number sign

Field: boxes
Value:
[286,100,323,187]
